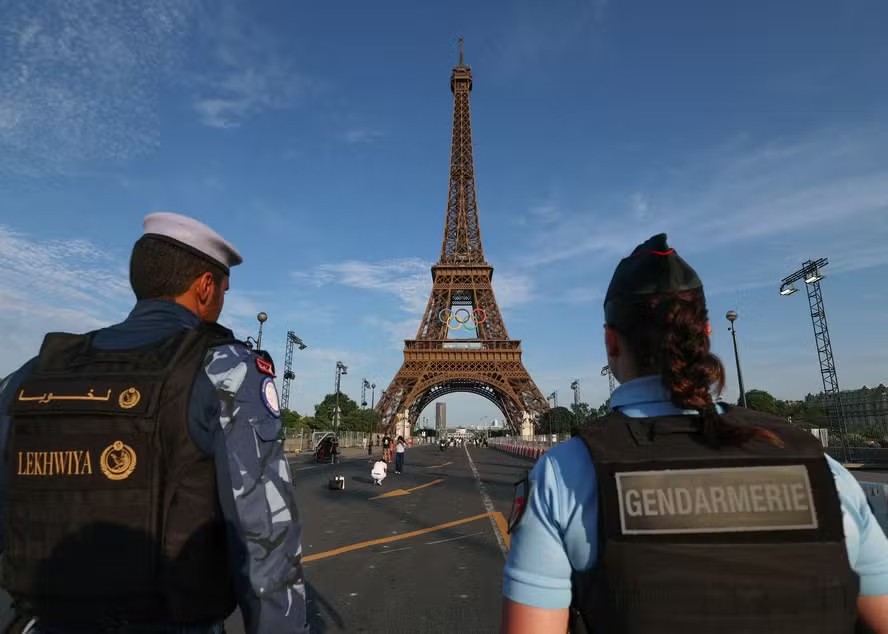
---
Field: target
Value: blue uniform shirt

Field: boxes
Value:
[0,299,307,634]
[503,375,888,609]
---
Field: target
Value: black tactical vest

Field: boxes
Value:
[570,407,858,634]
[4,322,239,628]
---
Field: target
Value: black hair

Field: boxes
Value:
[129,236,226,300]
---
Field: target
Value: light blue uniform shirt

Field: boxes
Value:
[503,375,888,609]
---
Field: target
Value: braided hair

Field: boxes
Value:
[612,289,781,448]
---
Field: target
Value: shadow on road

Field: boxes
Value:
[306,580,345,633]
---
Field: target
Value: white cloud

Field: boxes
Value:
[190,4,311,129]
[0,225,133,377]
[340,128,384,145]
[292,258,535,314]
[289,258,536,356]
[524,125,888,270]
[630,192,649,220]
[527,204,562,224]
[0,1,314,174]
[0,0,196,177]
[489,0,610,74]
[292,258,431,314]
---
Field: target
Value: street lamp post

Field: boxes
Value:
[601,365,615,409]
[726,311,747,408]
[333,361,348,440]
[362,378,372,443]
[245,312,268,351]
[256,312,268,350]
[570,379,580,422]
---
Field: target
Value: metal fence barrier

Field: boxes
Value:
[283,429,372,453]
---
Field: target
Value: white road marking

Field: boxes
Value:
[426,531,484,545]
[464,445,508,559]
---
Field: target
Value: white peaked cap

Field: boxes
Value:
[142,211,243,273]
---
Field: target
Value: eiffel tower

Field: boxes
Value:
[376,40,548,437]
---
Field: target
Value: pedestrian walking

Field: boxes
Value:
[0,212,308,633]
[382,434,392,463]
[394,436,407,474]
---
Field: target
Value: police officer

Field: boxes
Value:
[501,234,888,634]
[0,212,308,633]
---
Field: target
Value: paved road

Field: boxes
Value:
[223,444,531,634]
[7,448,881,632]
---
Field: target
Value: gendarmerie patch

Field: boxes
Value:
[615,465,817,535]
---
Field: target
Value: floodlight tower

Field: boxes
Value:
[779,258,849,463]
[361,379,371,408]
[548,390,558,408]
[570,379,580,407]
[546,391,558,437]
[281,331,307,412]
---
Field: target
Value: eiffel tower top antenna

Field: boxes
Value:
[458,36,464,65]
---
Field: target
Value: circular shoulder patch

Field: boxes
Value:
[261,377,281,418]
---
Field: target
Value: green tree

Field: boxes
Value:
[299,416,323,431]
[596,402,610,418]
[539,407,575,434]
[345,407,380,434]
[281,408,301,431]
[742,389,780,415]
[569,402,594,424]
[314,392,360,429]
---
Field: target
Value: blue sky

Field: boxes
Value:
[1,0,887,428]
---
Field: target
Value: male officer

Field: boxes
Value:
[0,212,308,633]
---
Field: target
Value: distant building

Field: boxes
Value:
[808,385,888,434]
[435,402,447,436]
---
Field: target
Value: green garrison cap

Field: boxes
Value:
[604,234,702,323]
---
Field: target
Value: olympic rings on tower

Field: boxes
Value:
[438,307,487,331]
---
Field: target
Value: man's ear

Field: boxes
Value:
[604,325,621,358]
[194,272,216,305]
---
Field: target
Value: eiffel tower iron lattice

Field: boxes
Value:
[375,40,548,437]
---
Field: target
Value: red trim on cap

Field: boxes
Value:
[649,249,675,256]
[256,357,275,377]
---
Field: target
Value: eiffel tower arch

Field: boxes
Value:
[376,41,548,438]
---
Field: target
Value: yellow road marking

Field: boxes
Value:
[425,461,453,468]
[370,478,444,500]
[303,512,491,563]
[491,511,511,551]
